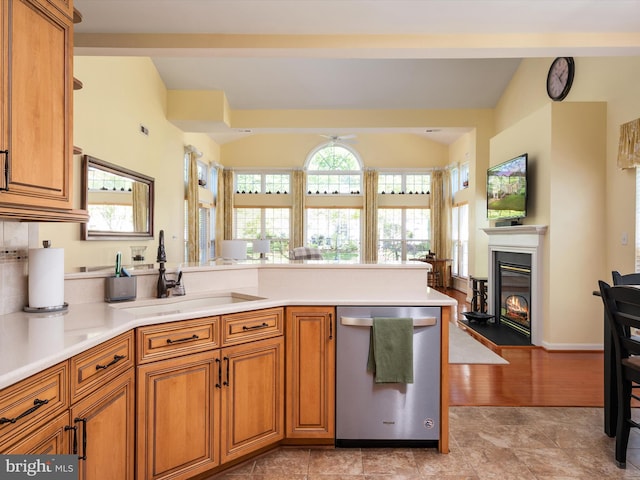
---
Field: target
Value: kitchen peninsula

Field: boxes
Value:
[0,262,456,479]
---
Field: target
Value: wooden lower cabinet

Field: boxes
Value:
[285,306,335,441]
[137,350,220,480]
[220,335,285,464]
[71,368,135,480]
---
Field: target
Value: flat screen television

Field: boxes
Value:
[487,153,528,221]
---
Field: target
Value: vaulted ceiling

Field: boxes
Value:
[73,0,640,144]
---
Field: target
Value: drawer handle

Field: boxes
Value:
[0,398,49,424]
[95,354,125,370]
[166,334,199,344]
[242,322,269,331]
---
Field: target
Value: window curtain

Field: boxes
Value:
[186,151,200,263]
[132,182,148,232]
[291,169,305,251]
[223,169,234,240]
[430,169,452,260]
[618,118,640,169]
[215,166,224,257]
[363,169,378,263]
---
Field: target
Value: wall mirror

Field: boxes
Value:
[81,155,155,240]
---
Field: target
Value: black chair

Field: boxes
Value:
[613,271,640,286]
[605,271,640,436]
[599,280,640,468]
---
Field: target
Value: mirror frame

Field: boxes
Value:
[81,155,155,240]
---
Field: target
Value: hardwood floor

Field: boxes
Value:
[444,288,604,407]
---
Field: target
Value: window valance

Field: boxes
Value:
[618,118,640,169]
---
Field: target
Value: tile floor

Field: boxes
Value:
[210,406,640,479]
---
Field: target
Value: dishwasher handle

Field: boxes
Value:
[340,316,437,327]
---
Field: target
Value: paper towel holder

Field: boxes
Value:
[24,239,69,313]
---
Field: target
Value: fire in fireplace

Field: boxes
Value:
[494,252,532,337]
[504,295,529,326]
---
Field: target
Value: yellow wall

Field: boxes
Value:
[221,132,450,169]
[495,57,640,278]
[490,101,607,347]
[40,57,212,269]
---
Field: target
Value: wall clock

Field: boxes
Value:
[546,57,575,101]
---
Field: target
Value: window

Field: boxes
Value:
[306,208,361,261]
[184,155,217,263]
[376,171,431,261]
[306,145,362,194]
[236,172,290,194]
[378,173,430,194]
[232,171,292,261]
[452,203,469,278]
[460,162,470,189]
[234,208,290,261]
[304,144,363,259]
[451,166,459,194]
[378,208,430,261]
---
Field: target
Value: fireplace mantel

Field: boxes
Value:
[482,225,548,346]
[482,225,548,242]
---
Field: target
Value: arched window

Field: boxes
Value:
[304,143,363,261]
[305,144,362,195]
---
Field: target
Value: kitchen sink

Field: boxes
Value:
[110,292,265,316]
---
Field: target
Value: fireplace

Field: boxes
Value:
[495,252,532,337]
[482,225,547,346]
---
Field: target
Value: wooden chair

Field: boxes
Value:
[598,280,640,468]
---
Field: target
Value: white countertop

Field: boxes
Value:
[0,262,455,390]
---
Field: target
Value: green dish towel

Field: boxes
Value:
[367,317,414,384]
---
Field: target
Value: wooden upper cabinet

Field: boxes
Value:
[0,0,87,221]
[44,0,74,20]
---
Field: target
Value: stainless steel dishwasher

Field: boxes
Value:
[335,305,441,447]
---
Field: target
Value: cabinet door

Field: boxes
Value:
[1,0,73,212]
[220,336,284,464]
[285,306,335,441]
[1,411,70,454]
[71,368,135,480]
[137,351,220,480]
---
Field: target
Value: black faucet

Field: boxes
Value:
[156,230,175,298]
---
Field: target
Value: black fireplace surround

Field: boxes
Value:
[494,251,532,338]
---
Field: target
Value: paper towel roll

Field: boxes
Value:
[28,247,64,308]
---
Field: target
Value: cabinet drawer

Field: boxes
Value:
[222,308,284,346]
[137,316,220,364]
[1,411,70,454]
[0,362,69,449]
[70,331,134,403]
